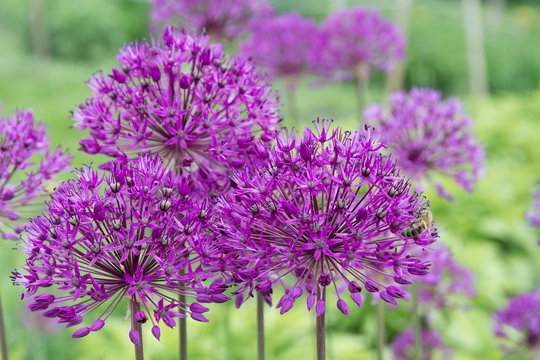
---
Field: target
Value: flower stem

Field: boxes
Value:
[0,294,8,360]
[376,300,385,360]
[355,63,369,125]
[284,81,299,128]
[131,299,144,360]
[257,293,265,360]
[316,286,326,360]
[179,292,187,360]
[412,284,422,360]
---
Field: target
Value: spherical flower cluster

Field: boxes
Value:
[315,7,405,78]
[0,107,71,240]
[391,327,452,360]
[493,288,540,352]
[218,119,437,316]
[72,26,280,195]
[239,13,318,86]
[12,155,231,343]
[413,244,475,309]
[364,88,484,200]
[149,0,272,41]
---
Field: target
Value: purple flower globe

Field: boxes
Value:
[149,0,273,41]
[218,119,438,317]
[364,88,484,200]
[13,155,230,343]
[391,327,452,360]
[0,107,71,240]
[73,26,280,195]
[315,7,406,79]
[493,289,540,352]
[239,13,318,87]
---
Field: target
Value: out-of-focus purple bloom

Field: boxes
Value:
[149,0,273,41]
[364,88,484,200]
[12,155,230,343]
[413,244,475,309]
[494,289,540,352]
[218,119,438,316]
[527,189,540,229]
[0,107,71,240]
[391,327,452,360]
[240,13,318,87]
[315,7,405,79]
[73,26,280,196]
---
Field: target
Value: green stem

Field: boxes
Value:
[0,294,7,360]
[179,292,187,360]
[316,286,326,360]
[257,293,265,360]
[377,300,385,360]
[131,299,144,360]
[284,81,299,128]
[355,64,369,125]
[412,284,422,360]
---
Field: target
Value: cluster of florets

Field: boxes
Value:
[364,88,484,200]
[218,120,438,316]
[149,0,272,41]
[412,244,475,309]
[0,107,71,240]
[72,26,280,196]
[493,289,540,352]
[391,327,452,360]
[239,13,318,86]
[315,7,405,78]
[12,155,231,343]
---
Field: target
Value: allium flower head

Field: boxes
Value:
[364,88,484,200]
[0,107,71,240]
[149,0,273,41]
[13,155,230,343]
[73,26,280,195]
[239,13,318,86]
[219,119,437,316]
[493,289,540,352]
[315,7,405,78]
[391,327,452,360]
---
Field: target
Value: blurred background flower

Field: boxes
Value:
[1,0,540,358]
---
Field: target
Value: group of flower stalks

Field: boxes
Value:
[0,25,445,359]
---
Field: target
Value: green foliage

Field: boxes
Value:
[0,0,150,62]
[1,0,540,359]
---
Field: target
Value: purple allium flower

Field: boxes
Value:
[149,0,273,41]
[364,88,484,200]
[493,289,540,352]
[72,26,280,195]
[391,327,452,360]
[12,155,230,343]
[218,119,437,316]
[239,13,318,87]
[0,107,71,240]
[315,7,405,79]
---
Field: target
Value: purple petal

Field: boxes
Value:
[72,327,90,338]
[316,300,325,316]
[337,299,349,317]
[129,329,140,345]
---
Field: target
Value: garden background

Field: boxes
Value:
[1,0,540,359]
